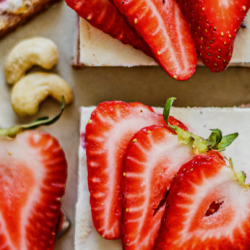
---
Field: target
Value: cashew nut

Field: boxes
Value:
[5,37,59,84]
[11,73,73,116]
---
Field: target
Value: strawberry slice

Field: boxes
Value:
[85,101,175,239]
[122,125,194,250]
[0,98,67,250]
[0,131,67,250]
[65,0,152,56]
[111,0,197,80]
[155,151,250,250]
[175,0,250,72]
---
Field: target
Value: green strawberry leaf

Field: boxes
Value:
[216,132,239,150]
[163,97,238,154]
[163,97,177,131]
[207,129,222,148]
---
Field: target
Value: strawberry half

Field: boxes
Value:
[175,0,250,72]
[65,0,152,56]
[122,125,194,250]
[0,98,67,250]
[0,131,67,250]
[111,0,197,80]
[85,101,175,239]
[155,151,250,250]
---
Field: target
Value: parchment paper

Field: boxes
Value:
[1,3,250,249]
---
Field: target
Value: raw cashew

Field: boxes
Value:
[11,73,73,116]
[5,37,59,84]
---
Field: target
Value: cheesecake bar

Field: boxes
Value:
[74,13,250,67]
[76,105,250,250]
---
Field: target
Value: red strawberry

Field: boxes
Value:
[0,98,67,250]
[0,131,67,250]
[175,0,250,72]
[111,0,197,80]
[65,0,152,56]
[155,151,250,250]
[122,125,194,250]
[85,101,183,239]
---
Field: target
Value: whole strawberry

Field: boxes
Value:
[175,0,250,72]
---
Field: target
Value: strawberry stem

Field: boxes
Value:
[0,96,65,138]
[229,158,247,186]
[236,172,246,186]
[163,97,238,154]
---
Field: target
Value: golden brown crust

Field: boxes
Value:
[0,0,61,38]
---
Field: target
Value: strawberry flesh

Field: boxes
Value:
[86,101,174,239]
[176,0,250,72]
[0,131,67,250]
[65,0,152,56]
[122,125,194,250]
[111,0,197,80]
[155,151,250,250]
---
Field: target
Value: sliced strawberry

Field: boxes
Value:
[122,125,194,250]
[175,0,250,72]
[65,0,152,56]
[85,101,183,239]
[155,151,250,250]
[111,0,197,80]
[0,131,67,250]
